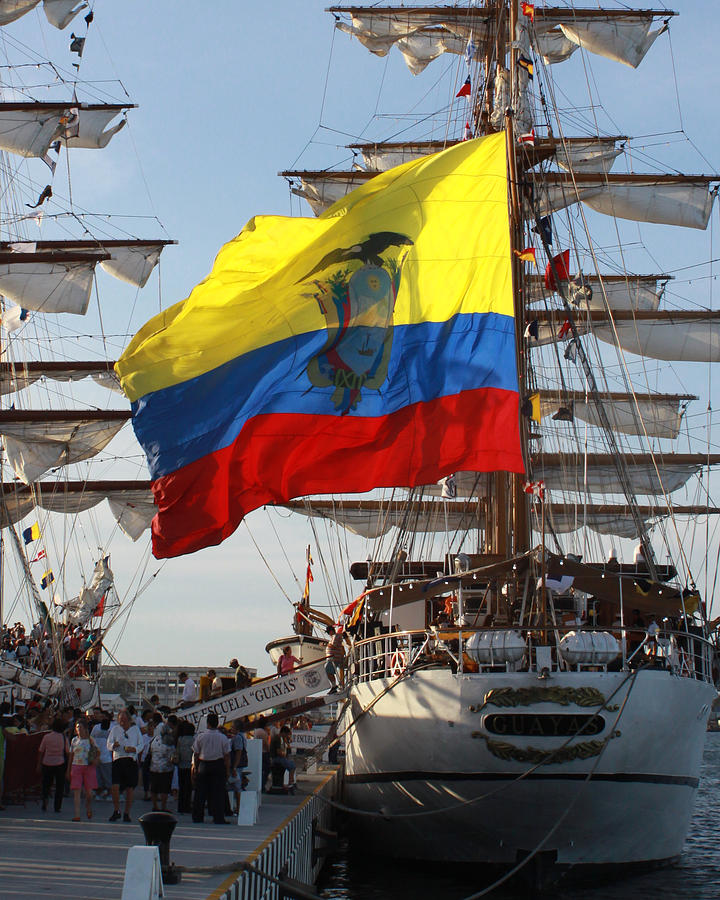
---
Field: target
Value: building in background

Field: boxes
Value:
[100,664,256,708]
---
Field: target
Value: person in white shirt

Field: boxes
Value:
[106,708,144,822]
[179,671,197,708]
[191,713,230,824]
[90,715,113,800]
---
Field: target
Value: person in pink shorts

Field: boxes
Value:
[67,719,99,821]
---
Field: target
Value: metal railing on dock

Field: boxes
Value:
[212,768,338,900]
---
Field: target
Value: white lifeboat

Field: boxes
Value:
[17,667,40,688]
[0,661,19,681]
[559,631,620,665]
[466,630,526,664]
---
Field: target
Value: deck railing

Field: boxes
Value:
[352,625,717,686]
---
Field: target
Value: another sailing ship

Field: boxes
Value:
[0,1,170,707]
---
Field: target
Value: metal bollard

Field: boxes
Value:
[138,811,181,884]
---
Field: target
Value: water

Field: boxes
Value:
[318,733,720,899]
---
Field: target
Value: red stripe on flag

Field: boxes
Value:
[149,388,524,558]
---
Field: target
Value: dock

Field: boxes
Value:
[0,768,338,899]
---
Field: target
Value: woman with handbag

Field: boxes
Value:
[67,719,99,821]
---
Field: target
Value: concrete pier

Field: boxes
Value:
[0,769,338,899]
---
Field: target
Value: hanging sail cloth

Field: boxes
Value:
[356,142,448,173]
[0,259,97,315]
[63,107,126,149]
[333,9,667,73]
[43,0,88,30]
[117,132,523,559]
[593,318,720,363]
[1,418,125,483]
[0,363,120,396]
[539,461,701,497]
[0,485,156,539]
[539,392,688,439]
[99,244,164,288]
[536,180,715,230]
[60,556,113,626]
[288,503,477,539]
[554,140,623,174]
[0,0,87,29]
[0,104,130,159]
[107,491,156,540]
[527,274,665,311]
[546,508,649,540]
[291,177,367,217]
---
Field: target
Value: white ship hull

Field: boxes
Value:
[0,660,98,707]
[343,668,715,868]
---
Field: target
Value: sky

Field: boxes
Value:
[1,2,719,678]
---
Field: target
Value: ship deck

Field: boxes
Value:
[0,770,335,899]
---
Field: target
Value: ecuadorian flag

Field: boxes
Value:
[116,132,524,559]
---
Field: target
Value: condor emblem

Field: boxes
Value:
[302,231,413,414]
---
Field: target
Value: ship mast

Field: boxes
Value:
[476,0,530,561]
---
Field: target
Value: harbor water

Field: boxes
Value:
[319,732,720,899]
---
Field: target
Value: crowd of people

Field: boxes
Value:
[0,699,305,824]
[0,621,102,677]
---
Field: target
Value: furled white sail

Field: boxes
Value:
[0,260,96,314]
[65,108,126,150]
[396,29,467,75]
[37,490,106,514]
[555,17,667,69]
[555,140,623,174]
[99,244,164,289]
[578,278,663,311]
[490,67,510,133]
[0,486,154,539]
[538,181,715,230]
[91,371,124,394]
[582,183,714,230]
[43,0,87,30]
[107,491,156,541]
[334,10,665,72]
[335,13,422,56]
[573,397,684,439]
[594,319,720,362]
[0,364,115,396]
[290,504,476,539]
[0,370,39,395]
[546,508,647,539]
[358,145,440,172]
[1,419,125,483]
[292,178,358,216]
[0,0,39,27]
[541,462,700,496]
[528,276,664,311]
[0,107,67,158]
[535,29,577,65]
[0,493,35,527]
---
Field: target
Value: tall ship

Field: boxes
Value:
[0,1,171,708]
[112,0,720,887]
[265,0,720,881]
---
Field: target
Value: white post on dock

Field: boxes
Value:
[237,789,258,826]
[246,738,263,797]
[121,845,164,899]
